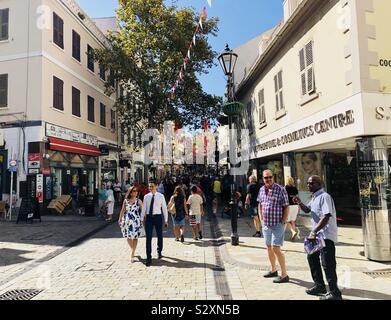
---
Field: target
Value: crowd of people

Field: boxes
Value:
[114,170,342,301]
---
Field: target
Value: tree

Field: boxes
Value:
[94,0,222,138]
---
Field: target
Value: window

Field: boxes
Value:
[120,124,125,144]
[0,74,8,108]
[72,30,81,61]
[274,70,284,112]
[258,89,266,125]
[100,65,106,81]
[87,96,95,122]
[87,45,94,72]
[0,8,9,41]
[100,103,106,127]
[53,12,64,49]
[246,101,254,134]
[53,76,64,110]
[111,109,116,130]
[72,87,80,117]
[299,41,316,96]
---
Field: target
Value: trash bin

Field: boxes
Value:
[84,195,95,217]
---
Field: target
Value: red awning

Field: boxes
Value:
[48,138,101,157]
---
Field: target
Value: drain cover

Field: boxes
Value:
[0,289,43,300]
[364,270,391,279]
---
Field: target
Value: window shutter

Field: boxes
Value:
[299,48,306,72]
[307,66,315,93]
[301,73,307,96]
[0,74,8,107]
[305,41,313,66]
[258,90,265,124]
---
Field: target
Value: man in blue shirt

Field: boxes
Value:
[293,175,342,300]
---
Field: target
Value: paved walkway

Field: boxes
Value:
[0,206,390,300]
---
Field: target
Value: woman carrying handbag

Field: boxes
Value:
[168,186,188,243]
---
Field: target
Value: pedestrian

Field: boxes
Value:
[118,186,143,263]
[245,175,262,237]
[258,170,290,283]
[98,183,107,210]
[105,186,115,222]
[114,179,122,203]
[212,176,222,214]
[187,185,204,240]
[168,186,188,243]
[70,181,80,214]
[141,180,169,267]
[293,175,342,300]
[285,176,300,241]
[77,186,87,215]
[157,179,165,195]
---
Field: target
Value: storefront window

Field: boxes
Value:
[52,168,62,198]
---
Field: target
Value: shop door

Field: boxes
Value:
[61,169,72,195]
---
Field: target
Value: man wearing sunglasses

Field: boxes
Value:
[258,170,290,283]
[293,176,342,300]
[141,180,169,267]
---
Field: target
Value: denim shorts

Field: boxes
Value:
[172,216,186,226]
[247,206,259,218]
[263,223,286,247]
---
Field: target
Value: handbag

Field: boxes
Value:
[168,197,176,215]
[304,231,326,255]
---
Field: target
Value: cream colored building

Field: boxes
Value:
[0,0,121,203]
[234,0,391,260]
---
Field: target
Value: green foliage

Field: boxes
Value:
[94,0,222,135]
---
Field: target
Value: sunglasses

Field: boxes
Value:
[263,176,273,180]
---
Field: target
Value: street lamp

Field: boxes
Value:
[218,44,243,246]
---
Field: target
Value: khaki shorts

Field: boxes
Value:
[189,214,202,226]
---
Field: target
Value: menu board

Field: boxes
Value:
[45,123,98,146]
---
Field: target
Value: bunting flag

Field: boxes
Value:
[170,7,207,99]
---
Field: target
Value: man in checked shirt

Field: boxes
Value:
[258,170,290,283]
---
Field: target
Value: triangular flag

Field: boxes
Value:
[207,0,212,8]
[203,7,207,20]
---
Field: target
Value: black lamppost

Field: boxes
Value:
[218,44,243,246]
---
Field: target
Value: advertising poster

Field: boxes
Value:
[295,152,322,191]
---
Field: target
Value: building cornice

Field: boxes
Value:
[235,0,327,98]
[59,0,112,49]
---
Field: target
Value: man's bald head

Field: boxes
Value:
[308,175,322,192]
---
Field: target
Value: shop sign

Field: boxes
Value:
[41,169,51,175]
[28,161,40,169]
[29,169,39,174]
[375,107,391,120]
[120,152,133,161]
[28,153,40,161]
[256,110,355,152]
[99,145,110,156]
[379,59,391,68]
[36,174,44,204]
[46,123,98,146]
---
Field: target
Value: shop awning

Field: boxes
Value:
[48,138,101,157]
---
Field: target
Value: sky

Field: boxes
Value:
[76,0,283,97]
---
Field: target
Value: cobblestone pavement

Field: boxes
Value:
[1,207,391,300]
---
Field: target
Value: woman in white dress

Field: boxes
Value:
[105,187,115,222]
[118,186,143,262]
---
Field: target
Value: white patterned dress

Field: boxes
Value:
[120,199,142,239]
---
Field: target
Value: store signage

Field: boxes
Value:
[99,145,110,156]
[36,174,44,203]
[0,131,4,146]
[375,107,391,120]
[46,123,98,146]
[41,169,51,175]
[379,59,391,67]
[28,161,40,169]
[256,110,355,152]
[28,153,40,161]
[29,169,40,174]
[120,152,133,161]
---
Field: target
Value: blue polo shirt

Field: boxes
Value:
[308,189,338,243]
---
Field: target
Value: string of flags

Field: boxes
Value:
[170,7,207,99]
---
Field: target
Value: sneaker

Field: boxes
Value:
[263,271,278,278]
[319,292,343,300]
[194,237,199,241]
[273,275,290,284]
[175,238,179,242]
[306,285,327,296]
[253,231,262,238]
[199,232,203,240]
[291,231,298,241]
[180,235,184,243]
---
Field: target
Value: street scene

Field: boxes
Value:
[1,0,391,303]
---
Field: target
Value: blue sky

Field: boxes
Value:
[76,0,283,97]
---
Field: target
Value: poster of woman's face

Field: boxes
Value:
[295,152,322,191]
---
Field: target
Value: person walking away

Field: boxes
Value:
[293,175,342,300]
[168,186,188,243]
[141,180,169,267]
[105,186,115,222]
[245,175,262,237]
[77,186,87,215]
[71,181,80,214]
[212,176,222,215]
[98,183,107,211]
[285,176,300,241]
[187,186,204,240]
[118,186,143,263]
[114,179,122,203]
[258,170,290,283]
[157,180,165,195]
